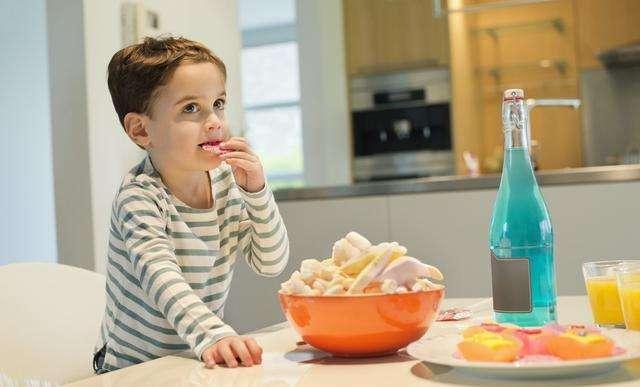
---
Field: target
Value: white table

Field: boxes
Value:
[66,296,640,387]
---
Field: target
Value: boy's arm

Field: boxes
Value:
[238,184,289,277]
[117,185,237,359]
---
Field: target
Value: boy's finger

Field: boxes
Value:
[218,343,238,368]
[203,348,217,368]
[244,338,263,364]
[221,139,253,154]
[230,340,254,366]
[222,137,248,146]
[211,347,223,364]
[224,158,258,172]
[220,151,258,162]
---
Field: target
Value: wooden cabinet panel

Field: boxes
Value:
[475,0,581,171]
[450,0,582,173]
[344,0,449,75]
[344,0,377,75]
[406,0,450,66]
[576,0,640,69]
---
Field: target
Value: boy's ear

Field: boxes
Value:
[123,112,152,149]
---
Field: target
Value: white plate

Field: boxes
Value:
[407,326,640,379]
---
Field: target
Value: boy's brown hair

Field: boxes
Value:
[107,36,226,127]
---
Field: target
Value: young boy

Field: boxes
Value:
[93,36,289,373]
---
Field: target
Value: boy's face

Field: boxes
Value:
[144,62,229,172]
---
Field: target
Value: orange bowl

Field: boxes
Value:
[278,287,444,357]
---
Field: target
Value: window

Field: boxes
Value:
[240,1,303,189]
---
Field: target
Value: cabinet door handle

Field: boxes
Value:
[433,0,444,18]
[434,0,558,18]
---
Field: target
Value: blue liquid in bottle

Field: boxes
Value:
[489,89,557,327]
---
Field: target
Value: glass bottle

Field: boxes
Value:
[489,89,557,326]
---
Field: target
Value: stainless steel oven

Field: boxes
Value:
[350,69,454,182]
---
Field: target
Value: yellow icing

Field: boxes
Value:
[561,332,607,345]
[465,332,515,349]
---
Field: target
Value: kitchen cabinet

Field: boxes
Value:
[343,0,377,76]
[576,0,640,69]
[343,0,449,76]
[449,0,582,173]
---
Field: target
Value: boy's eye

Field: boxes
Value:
[213,99,226,110]
[183,103,200,113]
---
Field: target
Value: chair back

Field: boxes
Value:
[0,263,106,384]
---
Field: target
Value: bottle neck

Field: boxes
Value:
[502,97,530,150]
[501,97,535,178]
[504,128,529,149]
[498,92,539,190]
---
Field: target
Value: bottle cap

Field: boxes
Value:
[503,89,524,101]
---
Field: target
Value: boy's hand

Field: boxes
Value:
[219,137,265,193]
[202,335,263,368]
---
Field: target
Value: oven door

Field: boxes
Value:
[352,103,453,181]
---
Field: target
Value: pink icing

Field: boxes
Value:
[612,347,627,356]
[542,323,600,335]
[455,322,621,363]
[201,141,227,155]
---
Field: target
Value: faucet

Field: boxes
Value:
[526,98,581,110]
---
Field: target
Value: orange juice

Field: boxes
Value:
[619,286,640,330]
[585,277,625,326]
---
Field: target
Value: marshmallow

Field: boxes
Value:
[347,246,395,294]
[375,256,444,288]
[332,238,361,266]
[381,279,398,294]
[345,231,372,251]
[325,284,346,295]
[281,232,443,296]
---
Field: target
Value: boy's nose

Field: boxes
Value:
[204,113,223,132]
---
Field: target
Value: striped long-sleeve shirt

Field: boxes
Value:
[94,156,289,372]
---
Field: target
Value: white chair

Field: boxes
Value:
[0,263,106,384]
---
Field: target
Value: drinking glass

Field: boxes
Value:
[582,260,625,328]
[616,260,640,331]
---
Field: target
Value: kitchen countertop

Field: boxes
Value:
[66,296,640,387]
[274,164,640,201]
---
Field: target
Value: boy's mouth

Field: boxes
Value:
[199,140,224,154]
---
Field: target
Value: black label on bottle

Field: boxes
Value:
[490,251,532,313]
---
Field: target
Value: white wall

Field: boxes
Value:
[47,0,94,270]
[77,0,243,273]
[1,0,58,265]
[296,0,351,187]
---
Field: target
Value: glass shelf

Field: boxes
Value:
[477,59,568,82]
[481,77,579,96]
[433,0,559,17]
[472,18,565,38]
